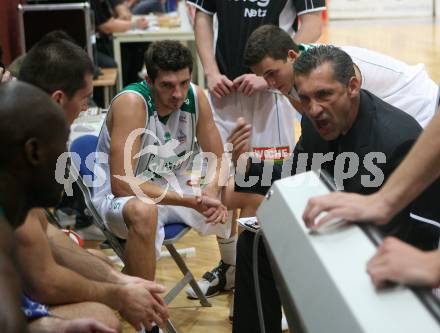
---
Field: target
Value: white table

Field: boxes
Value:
[70,109,106,144]
[112,2,204,89]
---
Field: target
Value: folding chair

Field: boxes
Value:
[69,134,211,333]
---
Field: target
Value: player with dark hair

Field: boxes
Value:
[91,40,233,284]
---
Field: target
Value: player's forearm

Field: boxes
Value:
[140,182,199,208]
[193,11,220,76]
[99,18,131,34]
[47,227,123,284]
[293,12,323,44]
[112,175,197,208]
[376,110,440,217]
[61,278,123,312]
[92,282,124,311]
[31,270,123,312]
[24,262,118,307]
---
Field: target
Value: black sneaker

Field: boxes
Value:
[186,260,235,299]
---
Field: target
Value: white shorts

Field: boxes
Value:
[95,182,232,259]
[209,90,297,161]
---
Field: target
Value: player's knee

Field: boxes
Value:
[126,200,158,237]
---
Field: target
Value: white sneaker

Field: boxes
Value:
[186,260,235,299]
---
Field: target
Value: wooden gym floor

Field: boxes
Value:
[107,17,440,333]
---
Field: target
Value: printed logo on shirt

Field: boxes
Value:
[252,146,290,161]
[230,0,269,6]
[146,151,190,177]
[112,201,122,211]
[230,0,270,18]
[179,114,187,123]
[177,129,187,143]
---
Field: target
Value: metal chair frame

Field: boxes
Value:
[70,135,211,333]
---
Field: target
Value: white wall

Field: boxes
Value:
[328,0,433,19]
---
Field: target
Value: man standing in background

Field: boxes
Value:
[186,0,325,299]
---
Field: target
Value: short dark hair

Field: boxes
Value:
[0,80,66,169]
[144,41,193,82]
[18,31,94,97]
[294,45,355,85]
[244,25,299,68]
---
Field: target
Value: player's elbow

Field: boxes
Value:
[111,178,129,198]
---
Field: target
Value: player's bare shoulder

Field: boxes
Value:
[107,91,147,132]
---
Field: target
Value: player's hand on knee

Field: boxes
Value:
[203,204,227,224]
[233,74,268,97]
[118,281,169,330]
[195,194,227,224]
[227,117,251,167]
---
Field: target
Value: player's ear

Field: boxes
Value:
[24,137,42,166]
[287,49,300,63]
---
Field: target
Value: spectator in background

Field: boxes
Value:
[126,0,166,15]
[112,0,133,20]
[89,0,148,68]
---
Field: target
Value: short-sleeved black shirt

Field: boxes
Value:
[187,0,325,80]
[89,0,114,27]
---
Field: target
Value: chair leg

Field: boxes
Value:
[165,244,211,307]
[166,318,178,333]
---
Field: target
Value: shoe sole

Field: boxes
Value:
[186,290,220,299]
[186,288,234,300]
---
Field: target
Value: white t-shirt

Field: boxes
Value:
[342,45,438,128]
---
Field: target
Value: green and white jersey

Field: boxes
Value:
[121,81,199,180]
[92,81,201,204]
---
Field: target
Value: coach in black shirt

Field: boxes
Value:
[231,45,440,333]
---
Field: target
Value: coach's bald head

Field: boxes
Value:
[0,81,69,227]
